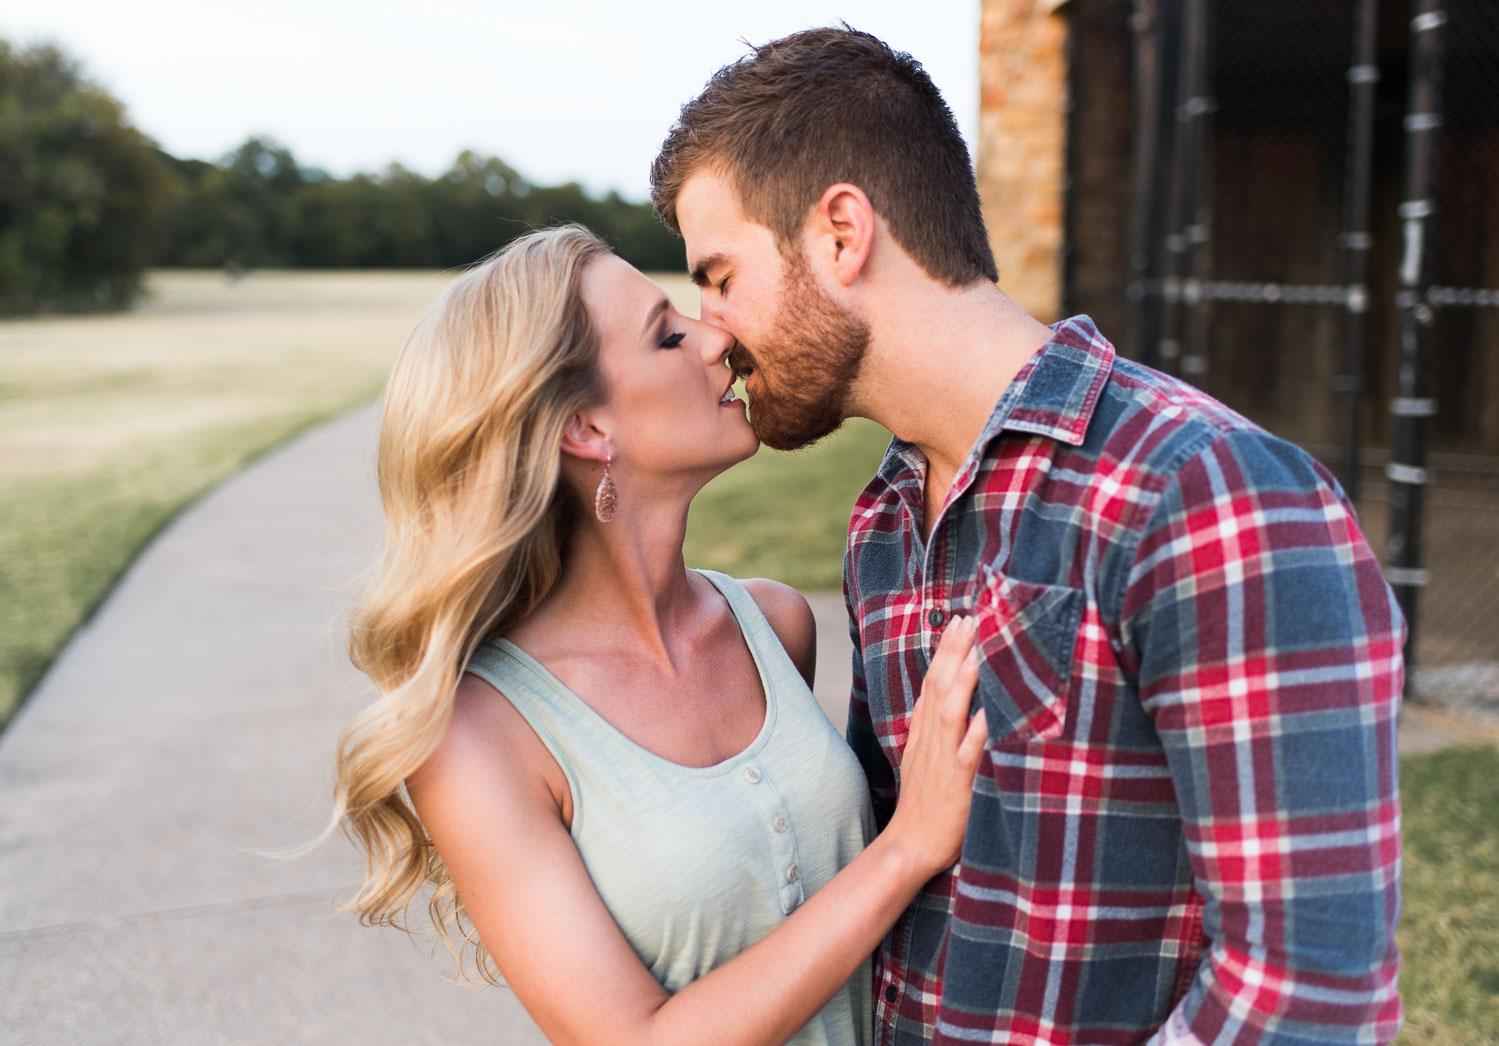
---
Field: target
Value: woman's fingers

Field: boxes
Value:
[922,617,974,704]
[923,617,980,735]
[959,707,988,768]
[941,640,981,729]
[885,616,992,877]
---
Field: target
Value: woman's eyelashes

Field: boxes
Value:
[659,330,686,349]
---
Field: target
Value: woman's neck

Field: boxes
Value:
[533,485,702,669]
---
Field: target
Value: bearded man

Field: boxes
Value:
[651,25,1404,1046]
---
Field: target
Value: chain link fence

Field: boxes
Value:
[1061,0,1499,716]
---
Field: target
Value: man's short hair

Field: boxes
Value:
[651,26,999,287]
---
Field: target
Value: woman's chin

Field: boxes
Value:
[706,434,761,478]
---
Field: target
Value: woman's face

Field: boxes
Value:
[579,255,758,484]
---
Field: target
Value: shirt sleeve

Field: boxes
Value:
[844,552,898,831]
[1122,427,1405,1045]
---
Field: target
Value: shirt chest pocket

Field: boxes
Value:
[971,572,1086,745]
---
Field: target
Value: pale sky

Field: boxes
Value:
[3,0,981,201]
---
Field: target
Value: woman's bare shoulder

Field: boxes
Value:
[408,670,568,821]
[738,577,817,687]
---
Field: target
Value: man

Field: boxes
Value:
[651,26,1404,1046]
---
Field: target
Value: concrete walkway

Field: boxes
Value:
[0,405,1486,1045]
[0,407,546,1044]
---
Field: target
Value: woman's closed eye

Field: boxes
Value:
[660,331,686,349]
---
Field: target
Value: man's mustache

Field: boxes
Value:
[727,344,757,380]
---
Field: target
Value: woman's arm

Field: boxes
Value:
[408,619,985,1046]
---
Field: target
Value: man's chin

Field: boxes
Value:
[747,396,845,452]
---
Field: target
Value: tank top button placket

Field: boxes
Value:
[736,759,804,914]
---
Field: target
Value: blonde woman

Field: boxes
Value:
[335,225,986,1046]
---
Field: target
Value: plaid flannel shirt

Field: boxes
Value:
[844,317,1404,1045]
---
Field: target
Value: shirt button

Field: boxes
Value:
[742,766,761,784]
[885,985,898,1004]
[773,814,789,832]
[928,608,945,628]
[785,864,798,883]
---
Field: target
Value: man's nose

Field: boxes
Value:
[698,292,729,331]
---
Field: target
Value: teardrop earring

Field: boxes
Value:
[593,455,617,523]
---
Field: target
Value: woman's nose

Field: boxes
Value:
[699,316,734,365]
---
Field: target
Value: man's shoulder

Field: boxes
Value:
[1085,353,1314,491]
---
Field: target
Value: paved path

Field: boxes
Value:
[0,406,1485,1045]
[0,408,546,1044]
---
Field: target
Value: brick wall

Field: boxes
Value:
[977,0,1070,321]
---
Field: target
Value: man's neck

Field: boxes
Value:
[849,278,1054,515]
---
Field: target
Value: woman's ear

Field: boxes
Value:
[560,412,613,464]
[813,183,875,288]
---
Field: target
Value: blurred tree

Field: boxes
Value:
[0,40,683,294]
[156,142,684,273]
[0,41,176,314]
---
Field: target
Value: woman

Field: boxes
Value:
[334,225,986,1046]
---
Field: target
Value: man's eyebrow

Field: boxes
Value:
[640,297,670,339]
[689,253,727,288]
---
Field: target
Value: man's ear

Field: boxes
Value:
[812,183,875,287]
[560,412,613,464]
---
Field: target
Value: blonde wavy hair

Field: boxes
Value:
[334,225,611,981]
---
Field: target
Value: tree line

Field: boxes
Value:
[0,41,684,316]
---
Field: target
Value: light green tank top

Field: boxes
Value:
[464,570,874,1046]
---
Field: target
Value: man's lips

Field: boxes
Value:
[727,344,756,381]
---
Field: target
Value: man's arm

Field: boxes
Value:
[1123,429,1404,1045]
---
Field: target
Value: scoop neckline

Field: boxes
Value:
[491,570,778,778]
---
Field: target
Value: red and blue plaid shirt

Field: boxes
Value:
[844,317,1404,1045]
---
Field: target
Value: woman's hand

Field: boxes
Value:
[883,616,988,880]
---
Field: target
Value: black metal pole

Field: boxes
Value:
[1128,0,1164,367]
[1160,0,1204,375]
[1178,0,1211,383]
[1388,0,1447,677]
[1336,0,1381,503]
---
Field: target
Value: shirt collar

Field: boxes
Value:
[878,315,1116,485]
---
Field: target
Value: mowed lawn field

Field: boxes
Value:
[1,270,449,728]
[0,268,891,730]
[1,270,1495,1042]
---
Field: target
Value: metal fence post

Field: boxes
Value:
[1128,0,1165,367]
[1336,0,1380,502]
[1388,0,1448,674]
[1160,0,1210,375]
[1178,0,1211,381]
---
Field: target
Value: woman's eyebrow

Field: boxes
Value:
[640,297,670,338]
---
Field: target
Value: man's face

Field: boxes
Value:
[676,169,870,451]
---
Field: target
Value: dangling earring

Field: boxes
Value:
[594,455,617,523]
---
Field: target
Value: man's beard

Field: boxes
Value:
[729,252,870,452]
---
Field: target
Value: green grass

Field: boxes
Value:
[684,418,894,590]
[0,269,453,728]
[1397,742,1499,1044]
